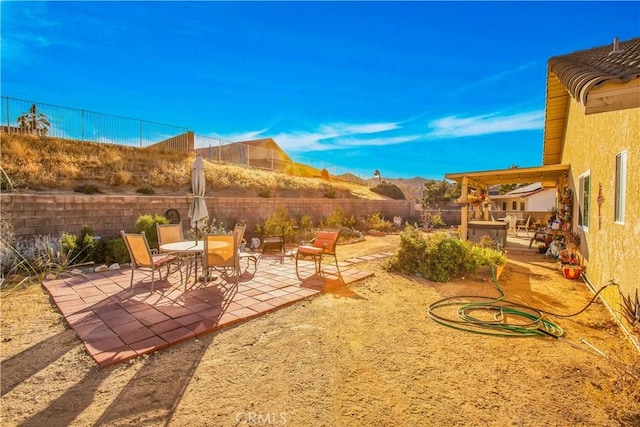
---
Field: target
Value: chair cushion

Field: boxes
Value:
[152,254,178,266]
[297,245,323,256]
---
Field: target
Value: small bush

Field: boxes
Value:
[324,207,355,229]
[258,187,271,198]
[324,185,336,199]
[384,226,505,282]
[106,237,130,264]
[320,168,330,180]
[257,206,296,242]
[136,186,155,195]
[421,210,446,229]
[74,184,101,194]
[135,214,169,250]
[371,182,405,200]
[366,212,393,232]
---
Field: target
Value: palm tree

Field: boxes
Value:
[17,104,50,137]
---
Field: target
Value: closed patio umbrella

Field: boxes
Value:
[188,155,209,242]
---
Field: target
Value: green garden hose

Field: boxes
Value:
[426,267,618,338]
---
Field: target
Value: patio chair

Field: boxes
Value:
[233,223,258,273]
[202,233,239,288]
[120,230,183,291]
[157,223,185,247]
[516,215,532,237]
[295,229,342,279]
[505,215,518,236]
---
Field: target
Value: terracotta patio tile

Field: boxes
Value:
[96,307,129,321]
[187,318,219,335]
[175,313,206,327]
[75,323,118,342]
[217,312,240,326]
[67,312,103,327]
[109,319,145,335]
[129,336,170,355]
[94,345,139,369]
[154,304,193,319]
[159,326,196,346]
[134,308,172,327]
[149,318,184,335]
[117,300,150,314]
[248,301,277,314]
[196,307,223,319]
[119,326,156,345]
[84,336,125,355]
[82,294,110,305]
[229,307,258,319]
[241,288,263,297]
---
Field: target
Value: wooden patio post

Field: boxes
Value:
[460,177,468,241]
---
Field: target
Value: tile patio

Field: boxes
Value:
[42,253,392,368]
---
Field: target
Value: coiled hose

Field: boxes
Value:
[426,266,618,338]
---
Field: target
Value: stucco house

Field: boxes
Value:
[195,138,293,171]
[490,182,556,217]
[446,37,640,347]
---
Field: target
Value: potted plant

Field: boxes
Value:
[559,231,583,279]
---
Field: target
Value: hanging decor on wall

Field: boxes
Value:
[597,182,605,231]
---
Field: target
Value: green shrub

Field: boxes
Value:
[257,206,296,242]
[366,212,393,232]
[258,187,271,198]
[323,185,336,199]
[384,226,505,282]
[135,214,169,250]
[106,237,130,264]
[73,184,101,194]
[421,210,446,229]
[323,207,355,229]
[299,215,313,231]
[136,186,155,195]
[371,182,405,200]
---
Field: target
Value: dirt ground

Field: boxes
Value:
[1,234,638,426]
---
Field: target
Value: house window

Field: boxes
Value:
[502,202,507,211]
[511,201,517,210]
[578,171,590,229]
[615,151,627,223]
[519,202,525,211]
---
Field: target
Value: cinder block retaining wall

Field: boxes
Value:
[1,194,415,239]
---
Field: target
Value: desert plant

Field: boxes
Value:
[421,209,446,229]
[323,185,336,199]
[257,206,296,242]
[74,184,102,194]
[366,212,393,232]
[620,288,640,334]
[135,214,169,249]
[258,187,271,198]
[324,207,356,229]
[371,182,405,200]
[17,104,50,137]
[136,186,155,195]
[384,226,505,282]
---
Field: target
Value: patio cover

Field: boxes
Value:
[445,164,570,188]
[445,164,570,241]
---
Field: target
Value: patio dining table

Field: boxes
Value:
[159,240,228,283]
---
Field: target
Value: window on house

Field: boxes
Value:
[520,202,525,211]
[502,202,507,211]
[578,172,590,229]
[615,151,627,223]
[512,201,517,210]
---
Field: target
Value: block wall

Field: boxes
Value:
[1,194,415,239]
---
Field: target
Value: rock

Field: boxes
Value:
[71,269,84,275]
[108,263,120,270]
[45,273,57,280]
[94,265,108,272]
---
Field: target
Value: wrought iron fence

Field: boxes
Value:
[1,96,373,184]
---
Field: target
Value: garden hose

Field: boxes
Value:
[426,267,619,338]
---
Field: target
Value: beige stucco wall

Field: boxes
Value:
[562,97,640,344]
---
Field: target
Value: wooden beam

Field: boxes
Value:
[460,177,468,241]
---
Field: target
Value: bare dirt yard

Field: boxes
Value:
[1,234,638,426]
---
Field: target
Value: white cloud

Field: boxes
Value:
[427,111,544,138]
[206,121,407,152]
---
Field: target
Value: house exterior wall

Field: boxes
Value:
[526,189,556,212]
[561,96,640,343]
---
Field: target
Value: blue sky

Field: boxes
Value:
[2,1,639,180]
